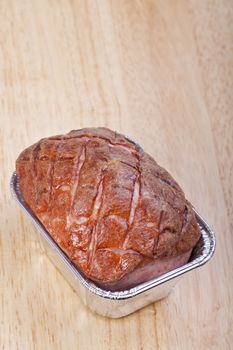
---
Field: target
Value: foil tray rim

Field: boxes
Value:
[10,171,216,301]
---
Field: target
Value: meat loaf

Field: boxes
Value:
[16,127,201,291]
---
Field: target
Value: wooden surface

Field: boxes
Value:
[1,0,232,349]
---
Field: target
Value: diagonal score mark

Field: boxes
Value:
[128,178,140,226]
[67,145,86,228]
[32,142,42,206]
[88,170,106,269]
[122,175,140,250]
[153,210,163,254]
[98,248,141,256]
[49,138,65,211]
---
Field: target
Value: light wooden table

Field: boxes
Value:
[1,1,232,349]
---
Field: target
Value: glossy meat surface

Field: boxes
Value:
[16,128,200,290]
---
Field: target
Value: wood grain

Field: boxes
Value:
[0,0,232,349]
[188,0,233,231]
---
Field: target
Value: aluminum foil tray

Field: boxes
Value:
[10,172,216,318]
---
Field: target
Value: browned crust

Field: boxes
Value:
[16,127,201,287]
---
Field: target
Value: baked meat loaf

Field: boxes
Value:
[16,127,200,291]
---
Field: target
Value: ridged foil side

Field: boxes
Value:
[10,172,216,317]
